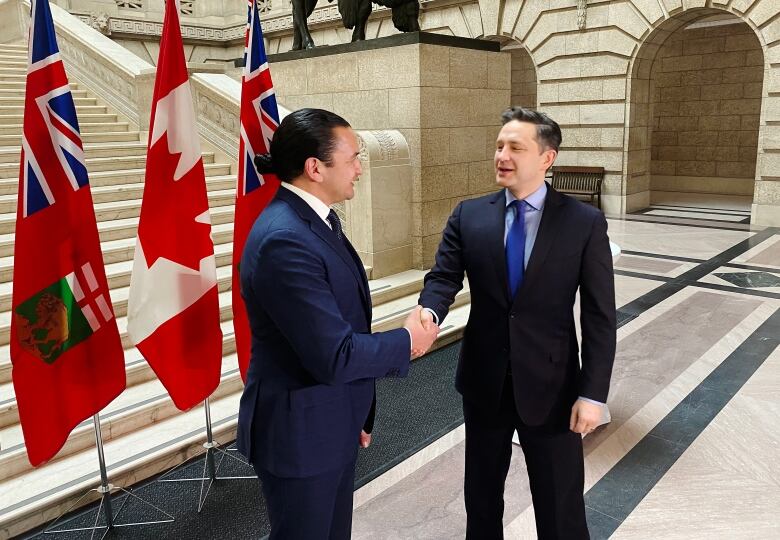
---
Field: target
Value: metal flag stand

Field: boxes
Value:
[158,397,256,512]
[44,414,175,539]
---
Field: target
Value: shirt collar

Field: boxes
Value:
[504,182,547,211]
[281,182,331,224]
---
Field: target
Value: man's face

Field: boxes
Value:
[494,120,556,192]
[320,127,362,205]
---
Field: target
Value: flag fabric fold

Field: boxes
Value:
[127,0,222,410]
[233,0,280,382]
[11,0,125,467]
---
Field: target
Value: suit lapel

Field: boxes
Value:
[277,188,370,311]
[486,191,510,301]
[513,183,565,304]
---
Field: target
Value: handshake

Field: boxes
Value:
[403,306,439,359]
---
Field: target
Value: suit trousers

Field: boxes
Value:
[253,455,357,540]
[463,375,589,540]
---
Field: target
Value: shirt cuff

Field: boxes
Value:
[423,308,440,326]
[404,327,413,352]
[578,396,605,406]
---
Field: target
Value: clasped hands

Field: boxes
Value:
[404,306,439,359]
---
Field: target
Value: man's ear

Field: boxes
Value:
[303,156,323,184]
[544,149,557,171]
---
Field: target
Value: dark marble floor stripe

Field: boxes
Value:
[647,206,750,219]
[584,307,780,539]
[617,216,755,232]
[723,262,780,274]
[618,228,779,318]
[649,204,751,216]
[613,269,671,282]
[620,249,705,264]
[641,206,750,223]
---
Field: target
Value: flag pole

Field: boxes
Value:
[158,398,256,513]
[43,414,174,537]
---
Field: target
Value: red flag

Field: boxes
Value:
[10,0,125,466]
[233,0,280,382]
[127,0,222,410]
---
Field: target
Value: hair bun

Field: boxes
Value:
[254,153,275,174]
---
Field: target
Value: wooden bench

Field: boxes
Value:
[550,166,605,210]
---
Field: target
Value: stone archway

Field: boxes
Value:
[503,40,537,110]
[625,7,769,222]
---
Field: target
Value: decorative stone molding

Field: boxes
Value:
[576,0,587,30]
[84,12,111,35]
[74,12,246,43]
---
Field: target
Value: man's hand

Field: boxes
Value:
[359,430,371,448]
[569,399,603,435]
[404,306,439,358]
[419,306,435,331]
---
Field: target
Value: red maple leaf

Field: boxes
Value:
[137,133,214,270]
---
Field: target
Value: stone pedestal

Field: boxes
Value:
[268,32,511,268]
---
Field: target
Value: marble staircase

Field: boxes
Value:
[0,41,471,539]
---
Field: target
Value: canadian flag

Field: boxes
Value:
[127,0,222,411]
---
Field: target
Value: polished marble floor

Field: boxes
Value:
[350,193,780,539]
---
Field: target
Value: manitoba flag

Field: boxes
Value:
[127,0,222,411]
[233,0,280,381]
[11,0,125,466]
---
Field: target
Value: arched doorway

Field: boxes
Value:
[503,40,537,110]
[626,10,765,222]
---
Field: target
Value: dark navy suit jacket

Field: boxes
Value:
[236,187,410,478]
[420,185,616,426]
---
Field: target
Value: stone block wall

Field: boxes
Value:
[648,20,762,196]
[509,46,537,108]
[269,38,510,268]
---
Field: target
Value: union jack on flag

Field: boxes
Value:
[232,0,281,381]
[20,0,88,218]
[239,0,280,195]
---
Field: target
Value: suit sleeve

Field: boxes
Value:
[248,229,411,385]
[578,212,617,402]
[418,202,466,323]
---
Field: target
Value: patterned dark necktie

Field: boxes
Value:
[327,209,343,241]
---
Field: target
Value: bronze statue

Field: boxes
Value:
[290,0,420,51]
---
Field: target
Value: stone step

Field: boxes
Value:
[0,88,87,99]
[0,95,97,108]
[0,130,139,148]
[0,141,148,165]
[0,328,241,478]
[0,73,25,83]
[0,45,27,54]
[0,55,26,64]
[0,265,236,359]
[0,162,231,198]
[0,184,232,244]
[0,200,236,279]
[0,111,117,126]
[0,120,129,137]
[0,104,107,118]
[0,150,216,179]
[0,81,79,92]
[0,298,471,538]
[0,61,27,69]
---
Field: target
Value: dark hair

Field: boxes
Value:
[500,107,562,153]
[254,108,351,183]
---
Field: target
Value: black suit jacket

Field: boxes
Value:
[236,187,410,477]
[419,184,616,426]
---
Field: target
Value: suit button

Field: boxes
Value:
[510,313,516,319]
[501,347,508,354]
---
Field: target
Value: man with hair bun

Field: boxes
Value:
[236,108,439,540]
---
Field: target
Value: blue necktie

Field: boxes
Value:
[505,200,526,298]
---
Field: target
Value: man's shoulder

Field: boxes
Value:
[459,191,503,210]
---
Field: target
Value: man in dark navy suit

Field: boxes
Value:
[419,107,616,539]
[237,108,438,540]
